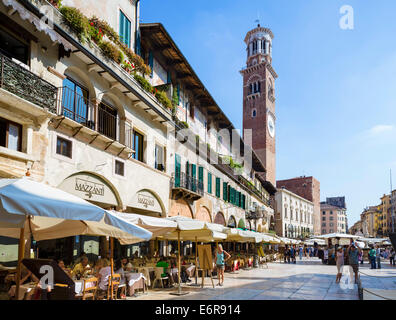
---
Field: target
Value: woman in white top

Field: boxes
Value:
[335,247,344,284]
[95,259,111,298]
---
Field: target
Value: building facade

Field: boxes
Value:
[0,0,276,265]
[275,188,314,238]
[276,176,321,235]
[360,206,378,238]
[320,203,347,234]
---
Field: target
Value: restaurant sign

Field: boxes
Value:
[129,190,162,215]
[59,173,118,206]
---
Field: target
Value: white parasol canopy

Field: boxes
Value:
[107,211,177,240]
[0,178,152,243]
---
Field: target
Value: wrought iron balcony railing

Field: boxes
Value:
[0,52,57,112]
[171,172,204,197]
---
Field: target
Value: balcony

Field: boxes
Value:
[53,87,134,157]
[0,52,57,113]
[171,172,204,201]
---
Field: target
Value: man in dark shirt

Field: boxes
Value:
[348,243,361,284]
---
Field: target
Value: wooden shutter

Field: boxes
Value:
[175,154,181,187]
[216,178,221,198]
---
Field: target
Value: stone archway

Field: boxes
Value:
[238,219,246,229]
[214,212,226,226]
[196,206,211,222]
[227,216,237,228]
[169,199,193,218]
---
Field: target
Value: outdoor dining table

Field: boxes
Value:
[124,272,147,296]
[9,282,37,300]
[73,278,96,295]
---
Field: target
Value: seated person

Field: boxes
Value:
[95,259,111,299]
[72,256,91,278]
[156,258,173,287]
[122,257,133,272]
[114,259,126,299]
[58,260,72,278]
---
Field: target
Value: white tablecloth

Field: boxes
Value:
[125,272,146,286]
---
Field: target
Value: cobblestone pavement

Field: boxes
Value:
[129,257,360,300]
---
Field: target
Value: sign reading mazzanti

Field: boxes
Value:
[75,178,105,198]
[138,193,155,208]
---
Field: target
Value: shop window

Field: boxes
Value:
[0,26,29,64]
[115,160,125,176]
[132,130,144,162]
[56,136,72,158]
[0,118,22,152]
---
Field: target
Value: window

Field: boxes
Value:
[132,130,144,162]
[155,144,165,171]
[119,11,131,48]
[56,136,72,158]
[330,229,333,233]
[322,223,326,227]
[98,102,117,140]
[330,216,334,221]
[322,211,326,215]
[61,77,90,126]
[330,211,333,215]
[0,26,29,64]
[252,109,257,118]
[0,118,22,152]
[322,217,326,221]
[329,223,334,227]
[322,230,326,234]
[115,160,125,176]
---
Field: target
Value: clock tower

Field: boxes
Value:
[241,23,277,186]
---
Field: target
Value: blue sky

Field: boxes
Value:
[141,0,396,226]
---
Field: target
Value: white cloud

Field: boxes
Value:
[367,124,395,136]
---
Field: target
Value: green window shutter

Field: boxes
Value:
[242,194,246,209]
[191,164,197,191]
[198,167,204,190]
[186,161,190,176]
[230,188,234,204]
[223,182,228,201]
[175,154,181,187]
[148,51,154,77]
[216,178,221,198]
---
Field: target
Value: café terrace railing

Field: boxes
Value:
[0,51,57,112]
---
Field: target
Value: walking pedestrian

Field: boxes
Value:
[369,246,376,269]
[299,246,303,260]
[348,243,361,284]
[376,245,381,269]
[214,244,231,287]
[284,245,291,264]
[323,247,329,264]
[390,249,395,266]
[291,245,296,264]
[335,247,344,283]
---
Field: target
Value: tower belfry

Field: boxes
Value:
[240,24,278,186]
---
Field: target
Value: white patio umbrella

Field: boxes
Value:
[0,178,152,299]
[107,211,177,241]
[159,216,228,295]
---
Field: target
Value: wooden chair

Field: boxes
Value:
[152,267,168,289]
[75,277,98,300]
[107,274,121,300]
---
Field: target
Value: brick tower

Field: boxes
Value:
[241,24,277,186]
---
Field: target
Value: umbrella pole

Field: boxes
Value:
[170,230,188,295]
[15,226,25,301]
[195,237,198,285]
[110,237,114,300]
[178,231,181,294]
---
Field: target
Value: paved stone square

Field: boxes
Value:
[130,258,361,300]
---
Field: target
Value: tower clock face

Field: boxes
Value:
[268,114,275,138]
